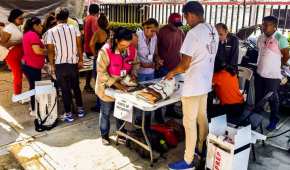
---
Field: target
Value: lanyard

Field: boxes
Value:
[142,32,152,55]
[204,23,217,55]
[204,23,216,42]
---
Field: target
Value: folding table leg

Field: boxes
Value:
[251,144,257,162]
[141,111,154,166]
[260,124,265,146]
[116,121,127,145]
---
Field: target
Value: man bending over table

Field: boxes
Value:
[165,1,219,169]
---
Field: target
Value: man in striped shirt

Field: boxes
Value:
[47,8,86,123]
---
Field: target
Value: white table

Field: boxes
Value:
[105,79,183,165]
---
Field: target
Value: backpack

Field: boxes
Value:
[126,129,169,158]
[34,86,58,132]
[150,124,179,147]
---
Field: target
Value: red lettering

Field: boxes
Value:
[214,151,222,170]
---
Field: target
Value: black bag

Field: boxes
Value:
[34,118,58,132]
[126,129,169,158]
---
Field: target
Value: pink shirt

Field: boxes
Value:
[84,15,99,54]
[22,31,45,69]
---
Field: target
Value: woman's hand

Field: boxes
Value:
[32,45,46,55]
[78,60,84,69]
[50,64,56,80]
[141,62,155,68]
[165,71,176,80]
[113,81,128,92]
[155,58,164,70]
[130,74,137,82]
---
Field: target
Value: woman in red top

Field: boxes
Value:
[22,17,46,115]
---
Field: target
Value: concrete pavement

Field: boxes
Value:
[1,70,290,170]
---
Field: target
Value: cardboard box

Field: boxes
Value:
[206,115,255,170]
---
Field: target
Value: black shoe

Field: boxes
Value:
[102,135,111,145]
[84,86,94,93]
[266,117,280,131]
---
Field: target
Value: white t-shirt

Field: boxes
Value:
[257,32,289,79]
[136,30,157,74]
[3,23,23,42]
[180,23,219,97]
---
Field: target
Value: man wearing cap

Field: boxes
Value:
[157,13,185,77]
[165,1,219,169]
[155,13,185,121]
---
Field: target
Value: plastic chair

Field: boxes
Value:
[238,66,253,94]
[238,66,255,106]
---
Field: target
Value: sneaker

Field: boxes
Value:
[63,113,74,123]
[84,86,94,93]
[266,117,279,131]
[77,107,86,118]
[168,160,195,170]
[101,136,111,145]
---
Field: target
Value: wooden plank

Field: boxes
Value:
[9,142,53,170]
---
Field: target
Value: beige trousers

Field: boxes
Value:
[182,94,209,164]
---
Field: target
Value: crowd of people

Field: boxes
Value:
[0,1,289,169]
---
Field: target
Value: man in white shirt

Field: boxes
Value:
[255,16,289,131]
[165,1,219,169]
[47,8,86,123]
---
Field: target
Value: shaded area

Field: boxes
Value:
[0,0,84,23]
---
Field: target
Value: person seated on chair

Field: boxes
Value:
[207,23,240,119]
[213,62,245,120]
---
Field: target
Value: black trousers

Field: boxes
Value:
[255,74,280,121]
[55,64,83,113]
[22,64,42,111]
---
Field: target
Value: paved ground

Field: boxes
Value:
[1,68,290,170]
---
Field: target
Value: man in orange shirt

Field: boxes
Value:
[213,63,244,119]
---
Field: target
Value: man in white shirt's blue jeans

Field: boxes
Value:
[165,1,219,169]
